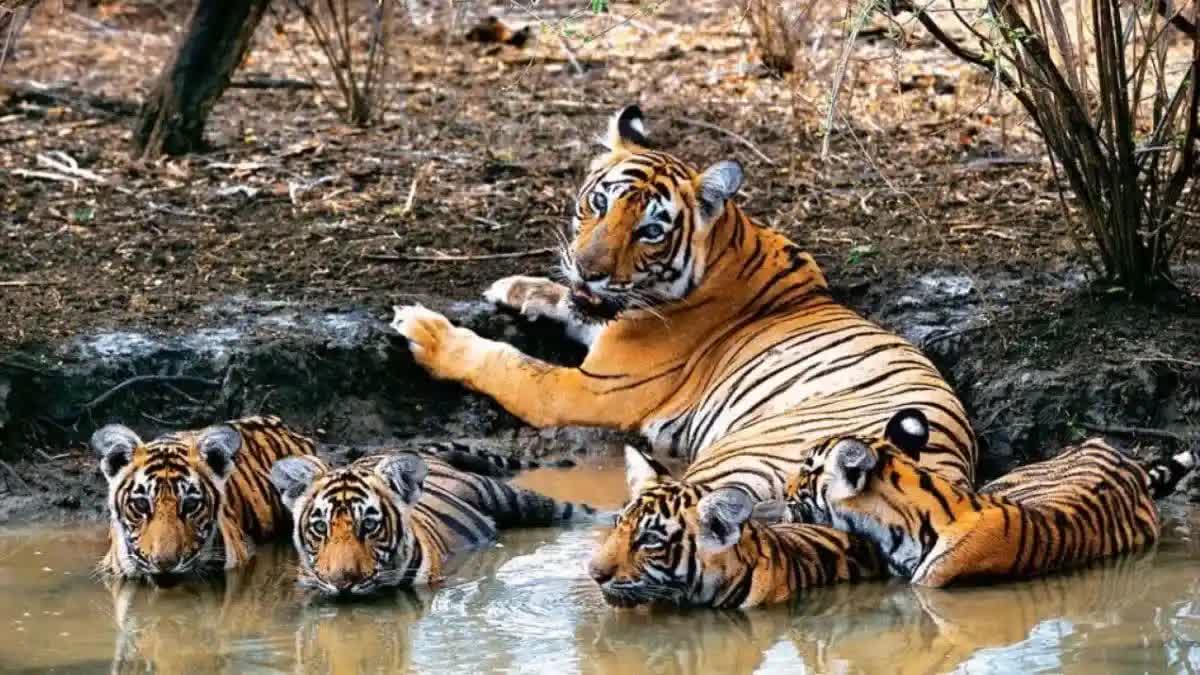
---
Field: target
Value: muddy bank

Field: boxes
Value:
[2,269,1198,523]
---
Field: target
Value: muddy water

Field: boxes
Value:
[1,460,1198,674]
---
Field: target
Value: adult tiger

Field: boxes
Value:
[780,408,1197,587]
[586,445,882,608]
[269,451,598,597]
[92,415,316,583]
[392,103,976,502]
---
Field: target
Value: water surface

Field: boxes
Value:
[1,460,1198,674]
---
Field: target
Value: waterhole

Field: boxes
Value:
[1,459,1198,674]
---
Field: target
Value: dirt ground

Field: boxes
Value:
[1,1,1199,516]
[8,0,1191,347]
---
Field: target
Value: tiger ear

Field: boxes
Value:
[375,454,429,507]
[602,104,651,152]
[827,439,876,499]
[91,424,142,482]
[696,160,743,225]
[696,487,753,553]
[624,445,669,495]
[270,457,328,512]
[884,408,929,461]
[197,424,241,481]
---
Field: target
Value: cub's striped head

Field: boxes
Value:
[588,446,757,608]
[270,454,426,598]
[92,423,242,583]
[563,105,745,320]
[784,408,931,525]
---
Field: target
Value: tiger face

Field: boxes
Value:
[270,454,427,598]
[588,446,757,608]
[92,423,242,583]
[563,105,745,320]
[784,408,931,526]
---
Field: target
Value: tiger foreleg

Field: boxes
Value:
[483,275,601,346]
[392,304,647,429]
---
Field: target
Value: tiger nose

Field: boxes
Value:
[147,551,181,571]
[329,568,366,591]
[588,561,615,586]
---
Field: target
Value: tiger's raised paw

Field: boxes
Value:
[483,276,569,322]
[391,304,478,381]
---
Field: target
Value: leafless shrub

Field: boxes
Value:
[741,0,826,74]
[282,0,407,126]
[892,0,1198,298]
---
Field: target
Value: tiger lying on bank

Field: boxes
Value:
[93,415,317,584]
[391,104,976,606]
[270,451,599,597]
[779,408,1197,587]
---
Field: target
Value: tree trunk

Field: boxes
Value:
[132,0,270,159]
[1,1,39,74]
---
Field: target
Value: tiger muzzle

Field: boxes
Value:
[569,283,623,321]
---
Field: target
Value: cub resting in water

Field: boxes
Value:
[585,446,883,609]
[270,451,597,597]
[779,409,1197,587]
[92,415,316,583]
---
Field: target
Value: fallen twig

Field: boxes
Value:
[397,164,432,219]
[10,168,79,190]
[0,279,56,287]
[288,175,337,204]
[0,357,45,374]
[0,459,30,493]
[147,201,205,219]
[70,375,221,419]
[366,247,556,263]
[1082,423,1192,444]
[1132,354,1200,368]
[667,116,777,166]
[38,151,107,184]
[2,81,140,118]
[229,76,317,90]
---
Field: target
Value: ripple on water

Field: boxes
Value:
[412,527,607,675]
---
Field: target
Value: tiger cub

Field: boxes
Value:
[270,451,598,597]
[587,446,882,609]
[781,409,1196,587]
[92,415,316,583]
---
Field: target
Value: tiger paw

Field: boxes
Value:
[483,275,569,322]
[391,304,478,381]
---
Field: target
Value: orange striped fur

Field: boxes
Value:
[93,415,315,581]
[782,409,1196,587]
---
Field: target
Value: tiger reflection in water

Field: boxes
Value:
[574,551,1166,675]
[105,541,1175,673]
[106,543,430,675]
